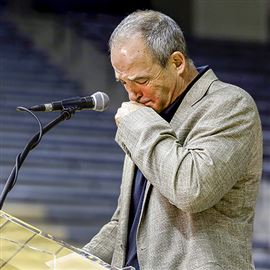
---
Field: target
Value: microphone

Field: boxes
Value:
[19,91,110,112]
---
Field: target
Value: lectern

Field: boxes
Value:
[0,210,133,270]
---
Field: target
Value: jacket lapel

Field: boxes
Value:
[140,69,219,213]
[170,69,218,130]
[122,69,219,261]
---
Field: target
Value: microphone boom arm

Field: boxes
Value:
[0,107,77,210]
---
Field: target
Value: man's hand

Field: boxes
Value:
[115,101,145,127]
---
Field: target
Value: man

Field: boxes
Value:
[84,10,263,270]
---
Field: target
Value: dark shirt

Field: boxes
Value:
[124,66,209,269]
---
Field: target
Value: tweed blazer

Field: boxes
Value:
[84,69,263,270]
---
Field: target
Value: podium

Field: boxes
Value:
[0,210,133,270]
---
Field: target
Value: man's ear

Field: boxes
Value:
[170,51,186,75]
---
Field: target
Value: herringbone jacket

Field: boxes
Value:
[84,69,263,270]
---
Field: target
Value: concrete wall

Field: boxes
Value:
[192,0,269,43]
[151,0,269,43]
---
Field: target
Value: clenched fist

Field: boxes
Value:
[115,101,145,127]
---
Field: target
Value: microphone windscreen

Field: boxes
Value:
[92,92,110,111]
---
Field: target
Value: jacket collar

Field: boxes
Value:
[182,68,218,108]
[170,69,219,127]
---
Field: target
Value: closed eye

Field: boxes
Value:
[134,78,148,85]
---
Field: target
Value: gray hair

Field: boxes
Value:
[109,10,191,67]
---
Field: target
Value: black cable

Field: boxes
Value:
[0,107,76,210]
[16,106,44,148]
[8,107,43,191]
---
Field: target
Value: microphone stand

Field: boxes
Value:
[0,107,77,210]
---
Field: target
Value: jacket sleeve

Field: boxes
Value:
[115,87,262,213]
[82,200,120,264]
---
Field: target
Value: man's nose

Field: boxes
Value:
[125,85,141,102]
[128,91,139,102]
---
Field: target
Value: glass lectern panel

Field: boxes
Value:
[0,211,134,270]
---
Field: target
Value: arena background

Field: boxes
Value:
[0,0,269,268]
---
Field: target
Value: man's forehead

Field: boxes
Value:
[112,56,153,80]
[114,69,144,81]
